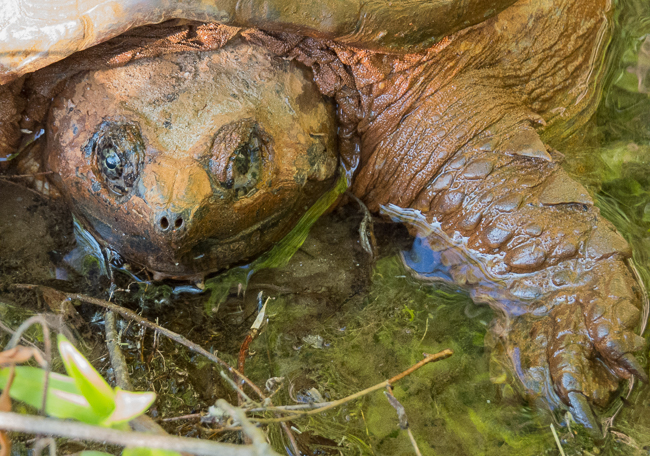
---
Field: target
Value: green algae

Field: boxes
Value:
[242,257,564,455]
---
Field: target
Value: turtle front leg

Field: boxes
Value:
[385,126,646,434]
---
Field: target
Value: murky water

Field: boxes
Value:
[2,1,650,455]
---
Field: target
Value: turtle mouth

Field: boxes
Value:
[71,206,289,280]
[212,205,292,245]
[148,170,347,282]
[106,205,293,277]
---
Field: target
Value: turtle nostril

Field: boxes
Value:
[174,217,184,229]
[160,216,169,230]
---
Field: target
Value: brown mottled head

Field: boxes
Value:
[46,38,339,279]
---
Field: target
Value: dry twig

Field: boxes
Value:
[13,285,263,398]
[384,387,421,456]
[104,311,133,390]
[6,315,51,415]
[32,438,56,456]
[346,191,377,258]
[104,311,168,436]
[14,285,301,455]
[248,349,454,423]
[217,400,276,456]
[550,423,566,456]
[0,412,279,456]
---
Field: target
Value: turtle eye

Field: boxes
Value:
[209,119,267,198]
[225,133,261,196]
[90,122,144,196]
[100,147,122,179]
[104,150,119,170]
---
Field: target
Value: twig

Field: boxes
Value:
[406,428,421,456]
[280,422,300,456]
[159,414,243,433]
[0,178,47,199]
[2,172,53,178]
[550,423,566,456]
[248,349,453,422]
[14,285,300,455]
[205,426,244,436]
[0,412,278,456]
[32,438,56,456]
[217,400,275,456]
[384,387,422,456]
[104,311,133,390]
[104,311,168,436]
[0,319,45,359]
[221,371,257,405]
[13,285,265,400]
[346,191,376,258]
[160,413,202,422]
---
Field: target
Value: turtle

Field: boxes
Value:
[0,0,647,436]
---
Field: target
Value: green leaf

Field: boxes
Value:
[123,448,182,456]
[58,334,115,418]
[101,388,156,427]
[204,171,348,312]
[0,366,103,424]
[81,452,115,456]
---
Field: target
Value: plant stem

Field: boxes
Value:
[104,310,168,436]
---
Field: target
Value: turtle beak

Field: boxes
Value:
[139,157,213,247]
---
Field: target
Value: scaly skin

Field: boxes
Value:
[253,0,646,433]
[397,141,646,432]
[369,1,646,433]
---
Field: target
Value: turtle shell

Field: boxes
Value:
[0,0,516,84]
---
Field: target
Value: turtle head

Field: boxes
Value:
[46,40,339,280]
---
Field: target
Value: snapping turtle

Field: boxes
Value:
[0,0,647,436]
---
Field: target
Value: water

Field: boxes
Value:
[2,1,650,455]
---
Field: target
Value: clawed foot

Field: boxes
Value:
[494,259,647,436]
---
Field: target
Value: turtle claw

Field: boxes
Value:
[496,257,647,434]
[567,391,602,438]
[617,353,648,382]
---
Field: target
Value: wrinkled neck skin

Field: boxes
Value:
[254,0,615,284]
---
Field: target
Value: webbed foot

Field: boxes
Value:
[392,128,649,434]
[498,258,646,435]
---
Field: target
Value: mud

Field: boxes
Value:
[0,181,73,286]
